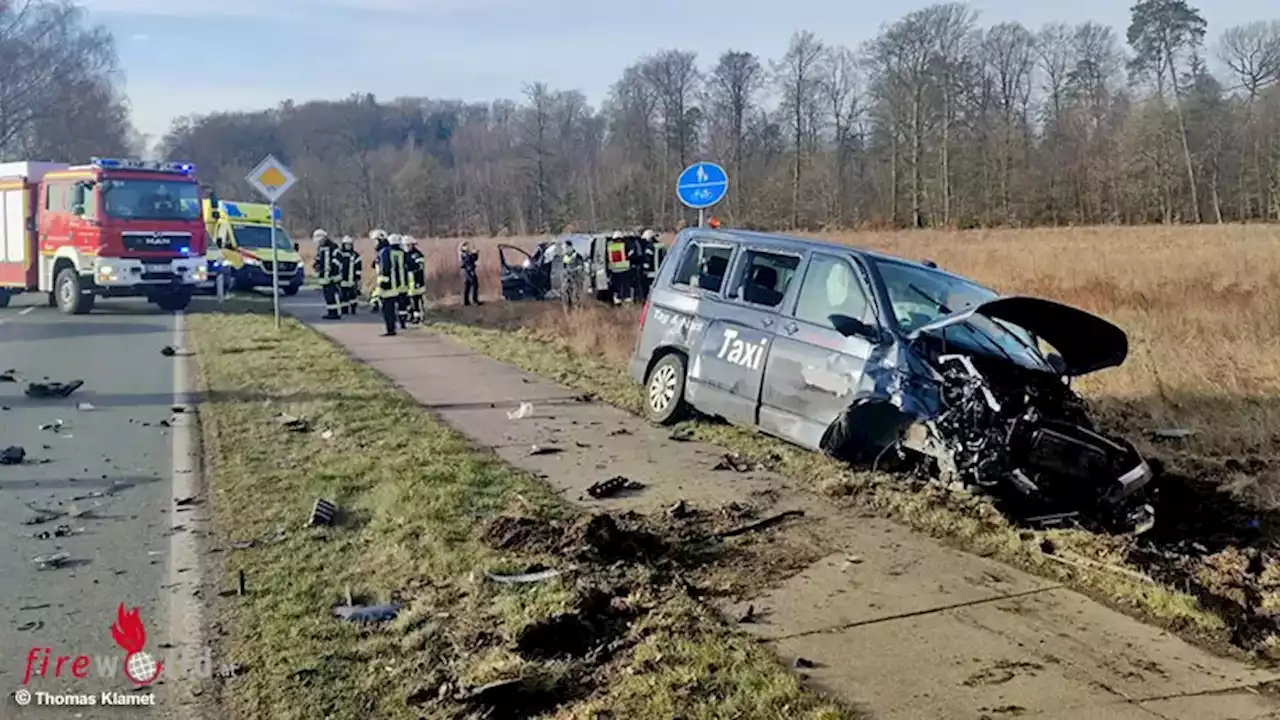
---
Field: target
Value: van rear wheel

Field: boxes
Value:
[644,353,688,425]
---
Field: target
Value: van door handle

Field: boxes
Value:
[783,322,799,335]
[761,318,774,328]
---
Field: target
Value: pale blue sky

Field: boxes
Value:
[79,0,1271,147]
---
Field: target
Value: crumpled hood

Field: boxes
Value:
[906,295,1128,377]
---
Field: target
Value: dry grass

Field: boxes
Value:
[189,306,850,720]
[422,223,1280,659]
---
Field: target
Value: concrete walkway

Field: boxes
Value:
[285,298,1280,720]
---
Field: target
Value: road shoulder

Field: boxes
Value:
[296,309,1280,720]
[187,306,849,719]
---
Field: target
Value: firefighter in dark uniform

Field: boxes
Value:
[367,228,386,314]
[388,234,411,328]
[638,229,658,300]
[459,241,481,306]
[336,235,361,315]
[312,229,341,319]
[403,235,426,324]
[625,232,644,303]
[376,233,408,336]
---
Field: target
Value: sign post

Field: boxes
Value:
[245,155,297,329]
[676,161,728,228]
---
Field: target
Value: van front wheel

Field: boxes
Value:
[644,353,688,425]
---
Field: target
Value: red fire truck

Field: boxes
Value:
[0,157,209,313]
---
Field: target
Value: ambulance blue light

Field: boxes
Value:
[273,206,282,220]
[223,202,243,218]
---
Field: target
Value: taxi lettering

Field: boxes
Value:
[716,328,767,370]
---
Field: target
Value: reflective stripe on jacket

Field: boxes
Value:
[606,241,629,272]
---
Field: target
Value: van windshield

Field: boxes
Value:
[232,225,293,252]
[102,180,201,221]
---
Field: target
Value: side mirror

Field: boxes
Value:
[1045,351,1068,376]
[293,242,300,251]
[829,314,884,344]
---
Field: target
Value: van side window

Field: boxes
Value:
[672,241,733,293]
[795,254,873,328]
[732,250,801,308]
[79,184,98,217]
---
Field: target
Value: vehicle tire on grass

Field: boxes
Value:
[645,353,688,425]
[55,268,93,315]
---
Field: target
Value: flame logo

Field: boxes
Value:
[110,603,162,685]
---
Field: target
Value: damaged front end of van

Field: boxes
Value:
[822,296,1155,535]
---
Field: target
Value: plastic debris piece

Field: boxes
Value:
[507,402,534,420]
[1,445,25,464]
[25,380,83,398]
[32,552,70,569]
[485,568,564,584]
[586,475,644,499]
[308,499,337,526]
[332,603,401,623]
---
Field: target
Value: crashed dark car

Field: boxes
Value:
[629,229,1154,533]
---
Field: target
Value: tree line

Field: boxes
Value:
[0,0,137,163]
[7,0,1279,236]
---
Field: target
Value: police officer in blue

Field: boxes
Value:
[376,232,409,336]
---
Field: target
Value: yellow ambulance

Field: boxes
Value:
[201,197,303,294]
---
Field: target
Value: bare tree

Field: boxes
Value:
[820,45,862,224]
[0,0,121,154]
[774,30,826,228]
[1128,0,1209,222]
[707,50,763,221]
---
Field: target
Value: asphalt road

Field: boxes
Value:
[0,293,178,716]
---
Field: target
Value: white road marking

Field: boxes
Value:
[0,306,35,324]
[164,311,208,717]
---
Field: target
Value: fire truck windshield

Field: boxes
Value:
[102,179,201,221]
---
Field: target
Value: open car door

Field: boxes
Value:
[498,244,551,300]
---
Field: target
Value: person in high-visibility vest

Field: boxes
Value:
[367,228,387,315]
[605,230,629,303]
[337,235,361,315]
[376,233,408,337]
[403,235,426,324]
[312,229,341,319]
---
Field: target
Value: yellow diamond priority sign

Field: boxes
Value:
[246,154,297,203]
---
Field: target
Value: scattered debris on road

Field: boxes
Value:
[273,413,309,432]
[25,379,84,398]
[586,475,644,499]
[716,509,806,539]
[32,552,71,569]
[160,345,193,357]
[32,525,80,540]
[0,368,17,382]
[175,496,202,508]
[1,445,25,464]
[507,402,534,420]
[16,620,44,632]
[39,419,65,432]
[320,429,334,440]
[606,428,630,436]
[76,402,95,411]
[527,445,562,456]
[308,498,338,526]
[667,500,691,519]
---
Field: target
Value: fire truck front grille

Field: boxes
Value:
[121,232,192,253]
